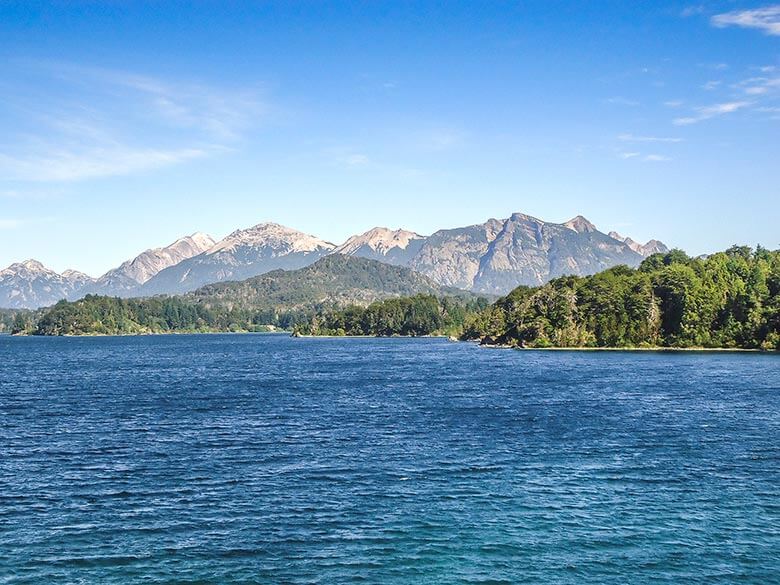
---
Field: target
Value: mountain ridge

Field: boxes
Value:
[140,223,336,296]
[81,232,216,298]
[0,212,669,308]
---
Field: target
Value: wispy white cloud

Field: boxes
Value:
[324,146,373,169]
[418,129,466,151]
[37,62,268,138]
[702,80,722,90]
[323,145,426,180]
[673,101,752,125]
[0,62,268,183]
[0,217,57,231]
[618,134,683,143]
[734,75,780,96]
[681,5,706,17]
[711,5,780,35]
[0,146,208,182]
[756,106,780,120]
[0,219,23,230]
[605,96,640,106]
[342,153,370,167]
[0,188,65,200]
[619,151,672,162]
[663,100,684,108]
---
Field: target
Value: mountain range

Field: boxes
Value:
[31,254,474,336]
[0,212,668,309]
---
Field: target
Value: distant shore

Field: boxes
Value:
[13,329,285,338]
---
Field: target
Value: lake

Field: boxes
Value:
[1,334,779,583]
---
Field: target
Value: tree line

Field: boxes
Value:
[28,295,311,336]
[293,295,490,337]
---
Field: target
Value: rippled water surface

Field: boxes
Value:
[1,334,779,583]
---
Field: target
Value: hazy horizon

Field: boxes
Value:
[1,1,778,275]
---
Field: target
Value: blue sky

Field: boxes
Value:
[0,1,778,275]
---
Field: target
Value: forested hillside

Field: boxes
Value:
[187,254,469,308]
[462,246,780,350]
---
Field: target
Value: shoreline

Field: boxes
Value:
[8,330,777,352]
[14,330,287,338]
[298,335,773,352]
[477,343,765,353]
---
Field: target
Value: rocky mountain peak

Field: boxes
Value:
[91,232,217,290]
[0,259,90,309]
[2,259,52,277]
[61,269,95,285]
[336,227,424,254]
[640,239,669,256]
[608,231,669,257]
[209,222,335,255]
[332,227,427,267]
[164,232,216,256]
[509,212,545,226]
[565,215,597,233]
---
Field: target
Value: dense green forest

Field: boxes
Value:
[293,294,490,337]
[461,246,780,350]
[0,309,38,334]
[30,295,299,335]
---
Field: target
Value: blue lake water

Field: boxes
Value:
[1,334,779,583]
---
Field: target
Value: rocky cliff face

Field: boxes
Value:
[470,214,644,294]
[405,219,505,290]
[140,223,335,295]
[397,214,658,295]
[0,260,94,309]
